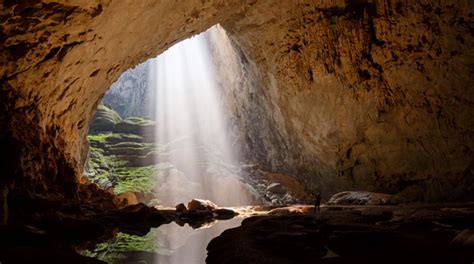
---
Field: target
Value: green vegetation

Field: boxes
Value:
[124,116,153,125]
[87,146,111,186]
[88,133,144,148]
[88,133,110,147]
[114,165,160,194]
[87,133,162,195]
[86,104,164,206]
[83,230,161,263]
[89,104,122,134]
[87,133,160,158]
[111,142,155,148]
[107,143,158,157]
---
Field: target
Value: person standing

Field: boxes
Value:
[313,192,321,214]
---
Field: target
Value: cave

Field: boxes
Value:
[0,1,473,263]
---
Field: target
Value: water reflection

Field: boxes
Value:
[86,217,243,264]
[156,217,243,264]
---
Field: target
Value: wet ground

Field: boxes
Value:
[208,203,474,264]
[1,200,473,264]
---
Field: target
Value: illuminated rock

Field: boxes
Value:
[187,199,219,211]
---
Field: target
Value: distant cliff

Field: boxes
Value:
[102,61,155,118]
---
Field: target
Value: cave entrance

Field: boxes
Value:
[86,25,258,208]
[84,26,258,263]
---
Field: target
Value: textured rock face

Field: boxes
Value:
[215,1,474,200]
[0,1,473,202]
[89,104,122,133]
[327,191,396,205]
[102,61,154,118]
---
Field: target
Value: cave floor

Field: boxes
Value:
[208,203,474,264]
[1,199,473,264]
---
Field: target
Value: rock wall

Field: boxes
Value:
[0,0,473,203]
[215,1,474,201]
[102,61,154,118]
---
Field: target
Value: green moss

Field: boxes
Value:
[110,141,156,149]
[88,148,107,171]
[107,146,157,157]
[88,134,108,149]
[106,140,158,156]
[88,133,110,143]
[104,156,129,167]
[86,129,163,196]
[124,116,152,125]
[83,230,160,263]
[114,165,160,194]
[88,133,146,148]
[113,231,159,252]
[106,133,144,144]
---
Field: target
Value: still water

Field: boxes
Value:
[86,216,244,264]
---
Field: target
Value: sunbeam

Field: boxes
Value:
[150,26,253,207]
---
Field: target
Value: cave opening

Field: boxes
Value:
[86,25,259,208]
[84,25,265,263]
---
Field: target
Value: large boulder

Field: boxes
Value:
[115,192,138,206]
[451,229,474,250]
[328,191,397,205]
[187,199,218,211]
[175,203,187,212]
[266,182,287,195]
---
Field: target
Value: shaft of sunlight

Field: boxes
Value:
[150,26,252,207]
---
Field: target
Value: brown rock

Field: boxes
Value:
[187,199,218,211]
[175,203,187,212]
[115,192,138,206]
[268,205,313,216]
[328,191,397,205]
[266,182,287,195]
[213,208,238,220]
[451,229,474,249]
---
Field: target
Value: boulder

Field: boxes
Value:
[451,229,474,249]
[116,192,138,206]
[213,208,238,220]
[266,182,287,195]
[268,205,312,215]
[187,199,218,211]
[175,203,187,212]
[328,191,397,205]
[248,171,313,205]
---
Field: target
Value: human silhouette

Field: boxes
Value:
[313,192,321,214]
